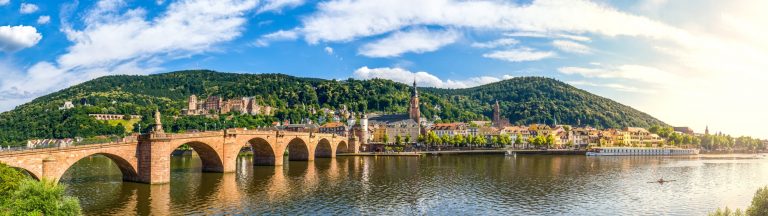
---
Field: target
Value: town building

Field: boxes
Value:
[431,123,468,137]
[59,101,75,110]
[673,127,695,135]
[319,122,347,136]
[89,114,142,120]
[280,124,320,133]
[619,127,663,147]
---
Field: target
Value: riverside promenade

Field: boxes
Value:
[338,149,587,156]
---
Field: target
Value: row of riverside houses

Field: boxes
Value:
[312,80,687,151]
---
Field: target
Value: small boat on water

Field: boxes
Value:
[586,147,699,156]
[648,177,676,184]
[505,150,516,157]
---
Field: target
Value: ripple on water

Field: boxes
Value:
[59,154,768,215]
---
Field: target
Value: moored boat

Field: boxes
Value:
[586,147,699,156]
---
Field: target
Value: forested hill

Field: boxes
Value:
[0,70,666,146]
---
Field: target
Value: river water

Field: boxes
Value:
[60,153,768,215]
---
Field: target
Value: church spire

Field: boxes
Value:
[409,77,421,124]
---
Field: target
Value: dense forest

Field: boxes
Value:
[0,70,667,147]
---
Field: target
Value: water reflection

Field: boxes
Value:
[60,154,768,215]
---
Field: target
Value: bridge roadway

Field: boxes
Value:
[0,129,355,184]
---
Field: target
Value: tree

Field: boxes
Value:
[476,135,487,147]
[500,134,512,147]
[0,163,81,215]
[527,136,535,149]
[441,135,452,147]
[747,186,768,216]
[491,136,499,148]
[546,134,555,149]
[3,180,82,215]
[0,163,26,200]
[404,134,411,144]
[395,135,402,145]
[382,135,389,144]
[466,134,475,148]
[710,185,768,216]
[454,134,465,146]
[515,133,523,149]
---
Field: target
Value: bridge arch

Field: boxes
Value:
[59,152,139,183]
[10,166,40,180]
[173,141,224,172]
[248,137,277,166]
[336,141,348,154]
[315,138,333,158]
[286,137,310,161]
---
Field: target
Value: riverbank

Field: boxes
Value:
[337,152,421,156]
[338,149,587,156]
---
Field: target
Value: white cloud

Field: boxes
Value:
[558,64,674,84]
[19,3,38,14]
[299,0,683,44]
[0,0,259,110]
[353,66,509,88]
[505,32,592,42]
[358,28,459,58]
[324,46,333,54]
[0,25,42,52]
[552,40,591,54]
[471,38,519,49]
[482,47,555,62]
[252,29,299,47]
[0,0,9,6]
[257,0,304,13]
[567,80,648,93]
[36,16,50,25]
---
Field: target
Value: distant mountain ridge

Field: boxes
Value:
[0,70,666,146]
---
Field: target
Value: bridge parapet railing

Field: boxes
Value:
[161,131,225,139]
[0,137,140,155]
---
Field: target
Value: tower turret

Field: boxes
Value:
[409,79,421,123]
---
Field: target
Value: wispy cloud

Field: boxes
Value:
[471,38,519,49]
[19,3,38,14]
[257,0,305,13]
[552,40,591,54]
[482,47,555,62]
[353,66,511,88]
[37,16,51,25]
[558,64,674,84]
[358,28,460,58]
[0,0,260,110]
[567,80,649,93]
[252,29,299,47]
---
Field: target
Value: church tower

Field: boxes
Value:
[409,79,421,123]
[493,100,501,124]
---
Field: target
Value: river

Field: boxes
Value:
[60,153,768,215]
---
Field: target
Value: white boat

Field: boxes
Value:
[586,147,699,156]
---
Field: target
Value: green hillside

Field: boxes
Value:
[0,70,666,146]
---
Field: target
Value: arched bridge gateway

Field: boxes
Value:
[0,129,356,184]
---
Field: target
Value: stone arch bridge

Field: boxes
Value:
[0,129,356,184]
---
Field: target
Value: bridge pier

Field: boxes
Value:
[137,137,171,184]
[0,130,351,185]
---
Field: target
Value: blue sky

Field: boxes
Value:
[1,0,767,138]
